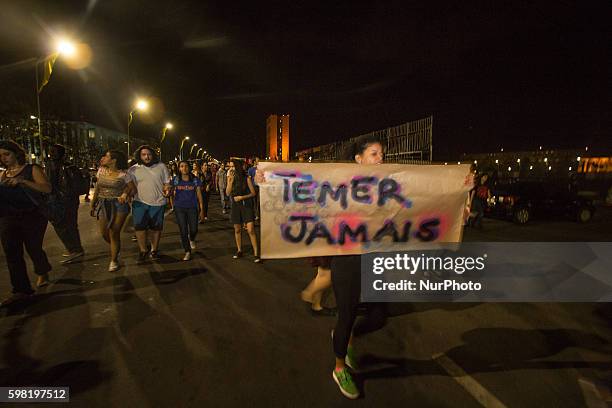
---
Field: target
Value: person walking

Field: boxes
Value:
[216,162,229,214]
[0,141,53,305]
[128,145,172,262]
[90,150,135,272]
[172,161,206,260]
[470,173,491,229]
[226,159,260,262]
[330,135,386,399]
[200,162,213,221]
[247,157,260,220]
[301,257,336,316]
[45,144,86,263]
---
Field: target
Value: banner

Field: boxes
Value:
[258,162,473,259]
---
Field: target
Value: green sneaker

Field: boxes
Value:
[332,368,359,399]
[345,345,358,370]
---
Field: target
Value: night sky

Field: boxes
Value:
[0,0,610,160]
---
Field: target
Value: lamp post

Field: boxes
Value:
[159,122,173,162]
[179,136,190,160]
[34,39,78,163]
[127,99,148,156]
[196,147,203,158]
[189,143,199,159]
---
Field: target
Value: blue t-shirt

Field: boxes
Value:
[173,176,201,209]
[248,166,257,186]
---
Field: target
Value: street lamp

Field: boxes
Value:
[189,143,199,158]
[159,122,173,162]
[34,38,79,163]
[196,147,203,158]
[127,98,149,156]
[179,136,190,160]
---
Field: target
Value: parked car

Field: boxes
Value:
[486,181,595,224]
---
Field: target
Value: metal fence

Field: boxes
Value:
[296,116,432,164]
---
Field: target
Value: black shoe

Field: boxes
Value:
[311,307,337,317]
[137,251,148,263]
[232,251,243,259]
[150,250,161,261]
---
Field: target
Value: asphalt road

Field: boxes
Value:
[0,197,610,407]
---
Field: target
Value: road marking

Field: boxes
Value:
[433,353,507,408]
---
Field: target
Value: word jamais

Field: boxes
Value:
[280,216,440,245]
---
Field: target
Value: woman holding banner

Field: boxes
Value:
[330,135,385,399]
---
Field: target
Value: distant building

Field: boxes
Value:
[266,114,290,161]
[460,148,604,180]
[461,148,612,203]
[0,119,145,167]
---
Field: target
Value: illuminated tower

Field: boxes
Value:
[266,114,290,161]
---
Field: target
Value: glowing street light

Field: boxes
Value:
[196,147,203,158]
[189,143,199,158]
[159,122,174,162]
[179,136,190,160]
[34,37,83,162]
[56,39,77,57]
[127,98,149,155]
[136,99,149,111]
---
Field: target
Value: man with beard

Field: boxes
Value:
[128,145,171,262]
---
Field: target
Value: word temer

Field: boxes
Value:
[276,174,412,209]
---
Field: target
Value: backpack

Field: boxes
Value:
[65,165,91,196]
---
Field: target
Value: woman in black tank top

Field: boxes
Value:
[0,140,53,306]
[330,135,385,399]
[226,159,260,262]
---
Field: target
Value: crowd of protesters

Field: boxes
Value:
[0,141,265,305]
[0,135,456,400]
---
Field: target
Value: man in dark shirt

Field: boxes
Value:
[45,144,85,263]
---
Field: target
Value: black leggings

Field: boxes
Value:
[0,211,52,294]
[331,255,387,359]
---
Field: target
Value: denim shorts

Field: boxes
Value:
[132,201,165,231]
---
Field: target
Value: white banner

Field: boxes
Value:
[257,162,473,259]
